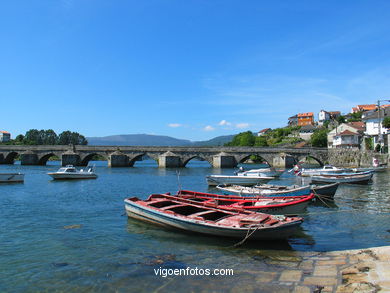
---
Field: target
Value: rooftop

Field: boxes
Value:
[297,112,314,117]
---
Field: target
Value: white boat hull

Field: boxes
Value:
[125,201,302,240]
[216,184,311,197]
[48,173,97,180]
[206,175,274,186]
[311,173,373,185]
[0,173,24,183]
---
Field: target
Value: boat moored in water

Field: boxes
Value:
[216,184,311,197]
[0,173,24,183]
[294,165,348,177]
[311,171,373,185]
[47,165,97,180]
[124,193,303,240]
[176,190,314,215]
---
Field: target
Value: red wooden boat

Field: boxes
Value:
[124,193,303,240]
[175,190,314,215]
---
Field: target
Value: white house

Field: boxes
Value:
[318,110,330,125]
[362,107,390,144]
[257,128,271,136]
[0,131,10,142]
[333,130,361,148]
[327,122,365,148]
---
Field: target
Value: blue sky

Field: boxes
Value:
[1,0,390,141]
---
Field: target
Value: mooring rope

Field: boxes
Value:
[232,224,261,248]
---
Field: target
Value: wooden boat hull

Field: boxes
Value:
[178,190,314,215]
[311,173,373,185]
[310,183,339,198]
[124,197,303,240]
[0,173,24,183]
[206,175,274,186]
[216,184,311,197]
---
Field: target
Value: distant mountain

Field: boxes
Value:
[86,134,235,146]
[192,135,235,146]
[87,134,192,146]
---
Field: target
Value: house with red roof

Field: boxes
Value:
[297,112,314,126]
[0,131,11,142]
[332,130,361,148]
[327,123,365,149]
[257,128,271,136]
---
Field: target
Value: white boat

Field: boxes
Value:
[206,173,274,187]
[295,165,348,177]
[0,173,24,183]
[237,167,284,177]
[351,166,387,173]
[206,167,280,186]
[311,171,373,185]
[47,165,97,180]
[216,184,311,197]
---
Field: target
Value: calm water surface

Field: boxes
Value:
[1,160,390,292]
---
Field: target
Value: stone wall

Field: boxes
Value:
[328,149,389,167]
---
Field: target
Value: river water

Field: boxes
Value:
[1,160,389,292]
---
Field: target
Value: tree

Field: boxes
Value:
[383,116,390,128]
[337,115,346,124]
[254,136,268,147]
[310,128,328,147]
[14,134,24,144]
[348,111,362,122]
[225,131,255,146]
[58,131,88,145]
[43,129,58,145]
[23,129,41,145]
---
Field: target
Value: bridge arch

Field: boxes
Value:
[131,154,158,167]
[80,153,107,166]
[296,155,324,166]
[4,152,19,164]
[182,155,212,167]
[236,154,272,166]
[38,153,60,165]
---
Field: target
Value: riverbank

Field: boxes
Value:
[231,245,390,292]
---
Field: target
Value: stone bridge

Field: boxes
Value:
[0,145,329,168]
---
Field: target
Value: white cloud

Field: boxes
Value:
[204,125,215,131]
[218,120,231,126]
[236,123,250,129]
[168,123,182,128]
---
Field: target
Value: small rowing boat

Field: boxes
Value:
[176,190,314,215]
[124,193,303,240]
[311,171,373,185]
[216,184,311,197]
[0,173,24,183]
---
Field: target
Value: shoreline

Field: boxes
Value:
[235,245,390,292]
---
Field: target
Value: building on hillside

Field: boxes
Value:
[362,107,390,147]
[333,130,361,148]
[297,112,314,126]
[327,123,365,148]
[288,114,298,126]
[0,131,11,142]
[318,110,330,125]
[351,104,390,113]
[299,125,316,141]
[318,110,341,125]
[257,128,271,136]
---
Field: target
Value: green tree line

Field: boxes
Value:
[225,126,329,148]
[4,129,88,145]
